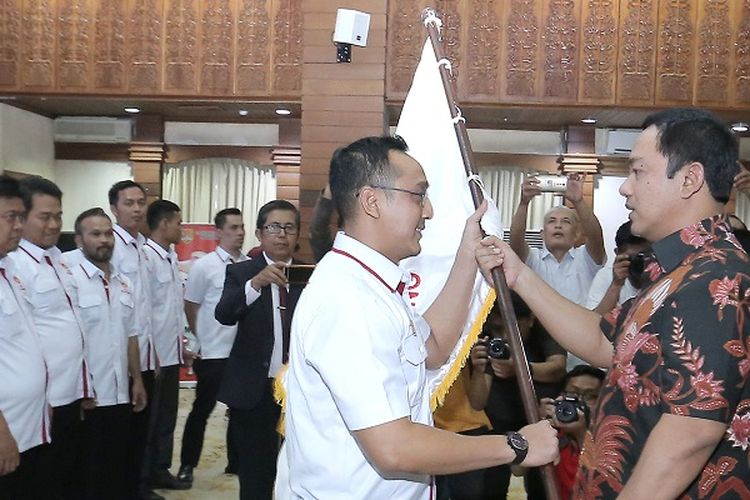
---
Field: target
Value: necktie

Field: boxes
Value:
[278,285,291,364]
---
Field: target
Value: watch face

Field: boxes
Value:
[509,432,528,451]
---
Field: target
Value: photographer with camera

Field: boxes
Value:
[510,173,606,371]
[512,365,605,500]
[583,221,650,316]
[467,293,566,499]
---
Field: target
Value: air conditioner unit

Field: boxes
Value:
[605,129,640,155]
[54,116,132,143]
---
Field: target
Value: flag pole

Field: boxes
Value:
[421,8,560,500]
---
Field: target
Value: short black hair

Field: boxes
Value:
[74,207,110,236]
[147,199,181,231]
[614,221,649,250]
[565,364,606,386]
[108,180,146,206]
[0,175,22,201]
[215,208,242,229]
[642,108,738,203]
[19,176,62,212]
[255,200,300,229]
[329,135,409,223]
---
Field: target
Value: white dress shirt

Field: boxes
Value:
[112,224,155,371]
[244,252,290,377]
[583,264,639,311]
[9,240,93,407]
[66,257,136,407]
[286,233,432,499]
[184,246,247,360]
[525,244,604,305]
[0,256,50,453]
[142,239,185,368]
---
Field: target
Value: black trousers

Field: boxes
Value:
[82,403,132,500]
[49,400,85,499]
[129,369,155,498]
[230,381,281,500]
[0,443,52,500]
[180,357,236,468]
[145,364,180,474]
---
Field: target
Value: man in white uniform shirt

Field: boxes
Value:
[142,199,190,491]
[9,176,93,498]
[0,175,50,498]
[510,175,606,369]
[285,136,558,499]
[583,221,650,316]
[108,180,162,500]
[177,208,246,485]
[64,208,148,499]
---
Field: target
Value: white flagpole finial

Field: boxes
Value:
[421,8,443,30]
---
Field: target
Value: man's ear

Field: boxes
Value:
[680,162,705,199]
[255,227,262,241]
[74,234,82,249]
[358,186,381,219]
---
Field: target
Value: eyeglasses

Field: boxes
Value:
[370,185,429,207]
[0,211,24,224]
[262,223,298,235]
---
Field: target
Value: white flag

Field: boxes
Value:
[397,37,498,408]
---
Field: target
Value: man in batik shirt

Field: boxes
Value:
[476,108,750,498]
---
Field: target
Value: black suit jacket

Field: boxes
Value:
[215,256,305,410]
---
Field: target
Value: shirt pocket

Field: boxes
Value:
[77,292,103,326]
[0,295,23,339]
[31,277,62,310]
[400,317,428,410]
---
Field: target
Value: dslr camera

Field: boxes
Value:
[554,394,590,424]
[487,338,511,360]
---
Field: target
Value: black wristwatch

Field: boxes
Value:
[506,431,529,465]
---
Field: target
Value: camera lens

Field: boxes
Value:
[554,400,579,424]
[488,338,510,360]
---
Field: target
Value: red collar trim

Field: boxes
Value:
[332,247,402,293]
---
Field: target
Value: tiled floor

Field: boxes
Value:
[162,389,528,499]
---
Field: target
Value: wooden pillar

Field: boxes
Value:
[275,118,302,207]
[129,114,165,205]
[298,0,389,261]
[559,126,597,211]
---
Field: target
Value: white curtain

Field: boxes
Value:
[737,190,750,227]
[479,166,560,230]
[162,158,277,248]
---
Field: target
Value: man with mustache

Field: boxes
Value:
[479,108,750,498]
[64,208,147,499]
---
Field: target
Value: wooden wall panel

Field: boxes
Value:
[541,0,582,103]
[0,0,22,89]
[502,0,543,102]
[163,0,198,94]
[694,0,732,107]
[463,0,503,101]
[21,0,57,90]
[57,0,91,91]
[655,0,697,106]
[272,0,303,95]
[578,0,619,104]
[235,0,271,94]
[128,0,163,93]
[616,0,658,105]
[199,0,234,95]
[732,0,750,106]
[93,0,127,92]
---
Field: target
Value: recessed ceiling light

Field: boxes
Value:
[503,117,509,122]
[275,108,292,116]
[238,109,249,116]
[124,107,140,114]
[731,122,748,133]
[581,117,597,125]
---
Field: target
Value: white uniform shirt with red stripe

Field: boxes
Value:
[112,225,155,371]
[286,232,433,500]
[8,240,93,407]
[0,256,50,453]
[183,246,247,360]
[142,239,185,367]
[65,257,137,407]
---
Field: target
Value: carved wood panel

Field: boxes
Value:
[57,0,90,90]
[656,0,697,105]
[236,0,270,94]
[542,0,581,102]
[502,0,542,101]
[733,0,750,105]
[200,0,232,94]
[164,0,198,93]
[695,0,731,106]
[272,0,302,94]
[617,0,658,104]
[578,0,618,103]
[0,0,21,88]
[93,0,126,91]
[465,0,501,98]
[387,0,426,98]
[22,0,56,89]
[128,0,163,93]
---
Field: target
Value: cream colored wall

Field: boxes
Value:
[0,104,55,179]
[55,160,133,232]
